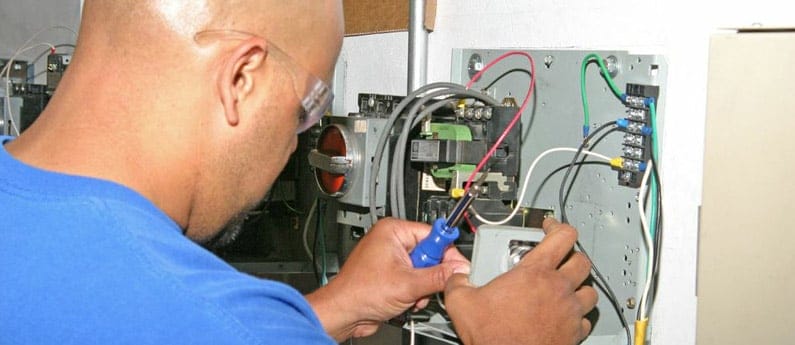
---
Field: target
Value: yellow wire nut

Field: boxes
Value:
[450,188,466,199]
[634,318,648,345]
[610,157,624,169]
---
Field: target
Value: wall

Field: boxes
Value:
[339,1,792,344]
[0,0,81,84]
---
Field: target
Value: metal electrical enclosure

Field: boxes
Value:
[698,30,795,345]
[450,49,667,344]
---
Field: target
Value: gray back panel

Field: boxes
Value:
[452,49,667,344]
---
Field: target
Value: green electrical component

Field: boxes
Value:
[427,123,475,179]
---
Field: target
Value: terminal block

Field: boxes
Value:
[357,93,404,115]
[617,83,659,188]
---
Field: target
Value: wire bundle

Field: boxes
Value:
[369,51,537,226]
[367,52,663,345]
[577,54,664,344]
[368,83,500,224]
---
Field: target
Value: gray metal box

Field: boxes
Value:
[470,225,546,286]
[316,115,389,208]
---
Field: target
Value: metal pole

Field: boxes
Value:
[408,0,428,93]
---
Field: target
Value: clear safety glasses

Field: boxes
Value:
[194,29,333,133]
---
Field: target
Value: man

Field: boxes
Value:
[0,1,596,344]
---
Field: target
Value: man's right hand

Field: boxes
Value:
[444,218,598,345]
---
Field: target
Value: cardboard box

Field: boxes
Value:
[343,0,437,36]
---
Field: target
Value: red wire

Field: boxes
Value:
[463,51,536,191]
[463,213,477,233]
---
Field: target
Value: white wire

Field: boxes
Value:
[302,200,318,262]
[19,26,78,45]
[436,293,446,310]
[638,160,654,320]
[409,319,415,345]
[472,147,611,225]
[1,25,77,80]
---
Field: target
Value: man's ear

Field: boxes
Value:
[218,37,268,126]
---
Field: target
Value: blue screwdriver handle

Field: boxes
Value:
[410,218,460,268]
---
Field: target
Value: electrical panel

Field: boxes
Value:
[0,59,32,81]
[1,55,66,136]
[432,49,665,345]
[307,49,665,345]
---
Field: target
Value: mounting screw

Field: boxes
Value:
[605,55,620,78]
[544,55,554,69]
[467,53,483,80]
[626,297,636,309]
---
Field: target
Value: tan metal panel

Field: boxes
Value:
[698,31,795,345]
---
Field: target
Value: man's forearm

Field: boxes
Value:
[305,283,357,342]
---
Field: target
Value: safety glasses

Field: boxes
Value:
[194,29,333,133]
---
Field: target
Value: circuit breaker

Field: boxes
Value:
[309,114,390,208]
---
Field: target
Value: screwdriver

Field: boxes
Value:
[409,176,484,268]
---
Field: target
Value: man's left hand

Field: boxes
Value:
[305,217,470,341]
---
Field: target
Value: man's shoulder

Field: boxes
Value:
[0,183,332,344]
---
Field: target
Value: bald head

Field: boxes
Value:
[78,0,342,80]
[9,0,344,242]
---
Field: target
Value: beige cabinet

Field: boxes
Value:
[698,30,795,345]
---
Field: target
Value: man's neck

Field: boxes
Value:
[5,65,197,229]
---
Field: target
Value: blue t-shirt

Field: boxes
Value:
[0,137,335,344]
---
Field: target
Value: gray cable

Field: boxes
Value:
[394,99,456,219]
[368,83,467,224]
[391,89,462,219]
[390,90,499,218]
[392,90,501,219]
[379,85,462,219]
[369,82,500,224]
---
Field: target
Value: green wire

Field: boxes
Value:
[580,53,625,137]
[649,102,660,240]
[579,53,660,243]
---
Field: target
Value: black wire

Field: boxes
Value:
[576,242,631,345]
[651,155,663,278]
[645,152,664,321]
[244,192,275,223]
[482,68,532,91]
[558,121,618,224]
[560,127,619,218]
[555,120,630,345]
